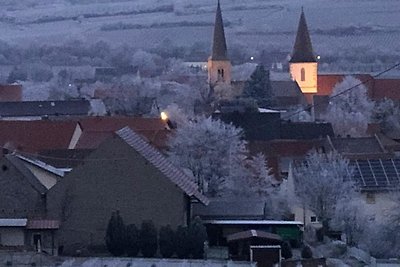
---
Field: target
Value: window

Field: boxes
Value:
[310,216,318,223]
[366,193,375,204]
[217,68,225,81]
[301,68,306,81]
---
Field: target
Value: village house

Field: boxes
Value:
[288,136,400,226]
[0,116,170,156]
[0,153,63,254]
[46,127,208,255]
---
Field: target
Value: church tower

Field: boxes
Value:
[208,0,231,87]
[289,9,318,94]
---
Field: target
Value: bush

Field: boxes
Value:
[188,217,207,259]
[126,224,140,257]
[175,225,190,259]
[139,221,158,257]
[105,211,126,256]
[301,245,313,259]
[159,225,176,258]
[281,241,293,259]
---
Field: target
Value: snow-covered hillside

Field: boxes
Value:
[0,0,399,56]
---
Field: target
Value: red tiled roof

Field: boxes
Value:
[0,84,22,102]
[316,74,400,102]
[116,127,209,205]
[75,117,170,150]
[79,116,167,132]
[371,79,400,100]
[26,219,60,230]
[317,74,374,96]
[0,120,78,153]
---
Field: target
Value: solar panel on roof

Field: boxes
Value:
[383,160,400,185]
[357,161,377,187]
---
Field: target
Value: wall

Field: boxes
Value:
[361,192,398,224]
[47,136,189,254]
[0,252,256,267]
[0,228,25,246]
[290,62,317,94]
[208,59,232,86]
[0,157,45,219]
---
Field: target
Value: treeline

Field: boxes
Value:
[105,211,208,259]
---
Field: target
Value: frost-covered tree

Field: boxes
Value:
[247,153,275,197]
[131,50,163,77]
[359,190,400,258]
[323,76,375,137]
[332,200,366,245]
[293,151,358,233]
[168,116,249,196]
[372,98,400,135]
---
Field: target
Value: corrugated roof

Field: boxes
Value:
[0,218,27,227]
[227,230,282,242]
[203,220,303,225]
[26,219,59,230]
[116,127,209,205]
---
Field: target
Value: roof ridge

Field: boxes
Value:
[116,127,209,205]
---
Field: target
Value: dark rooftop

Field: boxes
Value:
[289,10,316,63]
[211,0,228,61]
[0,100,91,117]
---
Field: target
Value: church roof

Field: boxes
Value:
[211,0,228,61]
[289,9,316,63]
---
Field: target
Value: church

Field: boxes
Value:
[207,1,400,110]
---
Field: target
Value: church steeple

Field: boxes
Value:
[208,0,231,89]
[290,8,316,63]
[289,9,318,96]
[211,0,228,60]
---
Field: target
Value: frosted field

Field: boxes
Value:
[0,0,398,56]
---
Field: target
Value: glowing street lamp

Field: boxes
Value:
[160,111,168,121]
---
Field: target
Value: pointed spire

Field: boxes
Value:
[290,9,316,63]
[211,0,228,60]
